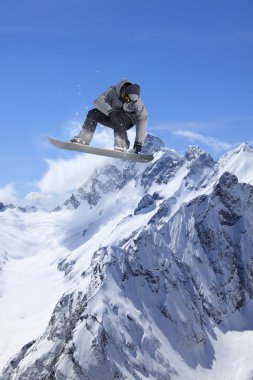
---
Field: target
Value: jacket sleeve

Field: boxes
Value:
[93,87,114,116]
[135,98,148,144]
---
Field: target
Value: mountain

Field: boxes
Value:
[1,135,253,380]
[0,202,37,213]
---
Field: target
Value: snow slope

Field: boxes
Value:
[1,135,253,379]
[0,209,70,369]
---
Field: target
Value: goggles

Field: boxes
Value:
[128,93,139,102]
[122,92,139,103]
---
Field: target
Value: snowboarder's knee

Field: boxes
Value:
[87,108,98,118]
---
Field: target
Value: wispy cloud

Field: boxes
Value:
[154,121,208,132]
[152,117,253,133]
[152,118,253,153]
[174,129,234,152]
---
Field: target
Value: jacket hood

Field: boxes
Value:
[115,79,133,97]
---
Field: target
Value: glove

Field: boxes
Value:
[108,109,118,124]
[134,141,142,154]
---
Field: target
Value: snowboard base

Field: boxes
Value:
[47,137,154,163]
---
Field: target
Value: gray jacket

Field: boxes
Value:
[94,79,148,144]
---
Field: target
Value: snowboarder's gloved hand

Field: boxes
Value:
[134,141,142,154]
[108,109,118,125]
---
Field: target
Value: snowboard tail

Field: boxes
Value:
[47,137,154,163]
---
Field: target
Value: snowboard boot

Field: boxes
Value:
[114,137,130,153]
[114,146,128,152]
[70,136,87,145]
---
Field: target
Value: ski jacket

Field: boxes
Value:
[94,79,148,144]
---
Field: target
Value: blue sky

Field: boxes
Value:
[0,0,253,200]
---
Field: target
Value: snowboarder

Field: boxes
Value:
[70,79,148,153]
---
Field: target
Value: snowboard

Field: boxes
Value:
[47,137,154,163]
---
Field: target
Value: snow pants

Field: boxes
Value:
[78,108,134,148]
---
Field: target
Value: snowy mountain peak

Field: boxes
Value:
[219,142,253,163]
[185,145,214,170]
[217,142,253,185]
[141,133,165,153]
[237,142,253,153]
[185,145,206,160]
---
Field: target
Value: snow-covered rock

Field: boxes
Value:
[0,202,37,213]
[0,203,15,212]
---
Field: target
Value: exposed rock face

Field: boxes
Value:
[0,203,37,213]
[63,163,138,209]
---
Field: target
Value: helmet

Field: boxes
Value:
[121,83,140,103]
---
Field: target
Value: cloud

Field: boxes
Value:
[154,121,207,132]
[26,127,137,210]
[14,123,138,210]
[24,191,67,211]
[63,120,115,148]
[36,154,104,194]
[24,153,106,210]
[92,128,114,148]
[63,120,136,149]
[152,119,240,153]
[152,117,253,133]
[174,129,234,152]
[0,184,17,204]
